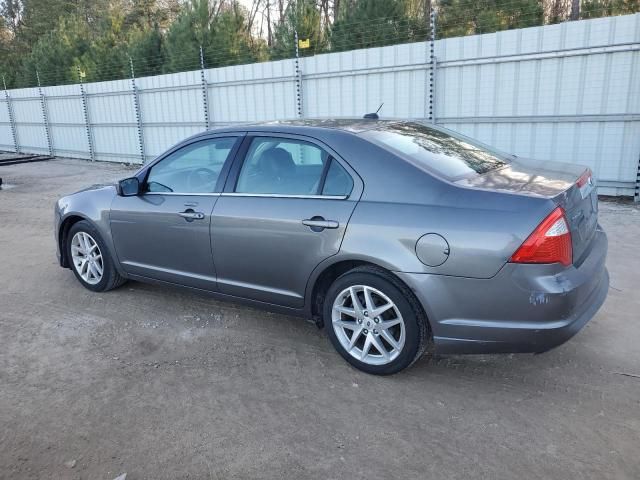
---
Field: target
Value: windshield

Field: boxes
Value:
[363,122,510,180]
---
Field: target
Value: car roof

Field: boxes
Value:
[191,118,405,139]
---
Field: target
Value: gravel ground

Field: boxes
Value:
[0,158,639,480]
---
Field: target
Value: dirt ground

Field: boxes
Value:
[1,158,639,480]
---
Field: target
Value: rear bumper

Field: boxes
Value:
[396,228,609,354]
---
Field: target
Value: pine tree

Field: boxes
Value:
[330,0,424,52]
[437,0,544,37]
[271,0,326,59]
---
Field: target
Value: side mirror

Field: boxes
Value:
[117,177,140,196]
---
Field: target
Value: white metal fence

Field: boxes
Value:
[1,13,639,197]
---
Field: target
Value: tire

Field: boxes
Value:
[67,220,127,292]
[323,266,429,375]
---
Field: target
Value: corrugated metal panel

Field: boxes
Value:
[304,42,428,118]
[84,80,135,162]
[11,87,48,154]
[42,84,88,158]
[434,13,640,196]
[137,71,205,160]
[207,59,297,123]
[0,14,637,196]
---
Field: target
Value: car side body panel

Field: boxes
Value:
[54,120,609,358]
[396,228,609,353]
[339,195,554,279]
[55,185,123,275]
[212,195,359,307]
[287,129,556,278]
[110,193,220,290]
[210,131,364,308]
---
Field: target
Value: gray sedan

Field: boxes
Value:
[54,120,609,374]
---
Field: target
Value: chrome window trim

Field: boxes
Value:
[220,193,349,200]
[136,133,246,174]
[141,192,348,200]
[143,192,221,197]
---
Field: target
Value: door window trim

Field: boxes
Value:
[223,132,356,199]
[219,192,348,200]
[134,133,246,196]
[145,192,222,197]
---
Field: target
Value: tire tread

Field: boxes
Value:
[67,220,127,292]
[327,265,431,374]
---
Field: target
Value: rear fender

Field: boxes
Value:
[338,195,554,279]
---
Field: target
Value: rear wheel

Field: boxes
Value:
[324,266,429,375]
[67,220,126,292]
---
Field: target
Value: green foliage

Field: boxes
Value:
[80,11,130,83]
[129,24,165,77]
[581,0,640,18]
[209,5,268,66]
[162,5,202,73]
[0,0,638,88]
[163,0,265,71]
[330,0,427,52]
[271,0,327,59]
[0,12,21,87]
[17,15,92,86]
[437,0,544,37]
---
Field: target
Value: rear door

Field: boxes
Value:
[210,133,362,308]
[110,134,243,290]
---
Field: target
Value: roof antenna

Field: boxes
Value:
[363,103,383,120]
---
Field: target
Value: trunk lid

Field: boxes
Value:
[457,158,599,265]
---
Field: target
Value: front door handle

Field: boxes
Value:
[178,210,205,221]
[302,217,339,231]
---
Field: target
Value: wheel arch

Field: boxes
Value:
[58,214,122,276]
[58,214,93,268]
[306,257,431,333]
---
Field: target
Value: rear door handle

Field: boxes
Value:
[178,210,205,221]
[302,218,339,230]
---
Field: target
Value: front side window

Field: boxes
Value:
[236,137,331,195]
[146,137,237,193]
[363,122,510,180]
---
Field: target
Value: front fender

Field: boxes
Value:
[55,185,123,274]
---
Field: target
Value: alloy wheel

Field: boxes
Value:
[70,231,104,285]
[331,285,406,366]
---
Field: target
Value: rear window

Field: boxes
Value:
[362,122,510,180]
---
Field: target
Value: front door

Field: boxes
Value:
[211,134,361,308]
[110,135,242,291]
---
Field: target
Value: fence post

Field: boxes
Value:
[77,67,95,162]
[2,75,20,153]
[428,9,437,124]
[200,46,211,130]
[294,30,304,118]
[36,71,54,157]
[635,152,640,202]
[129,57,146,164]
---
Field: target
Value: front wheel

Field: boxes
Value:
[67,220,127,292]
[323,266,429,375]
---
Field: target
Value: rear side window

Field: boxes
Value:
[235,137,353,197]
[236,137,329,195]
[322,159,353,196]
[363,122,509,180]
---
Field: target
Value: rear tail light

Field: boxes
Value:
[510,207,572,266]
[576,168,592,188]
[576,168,593,199]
